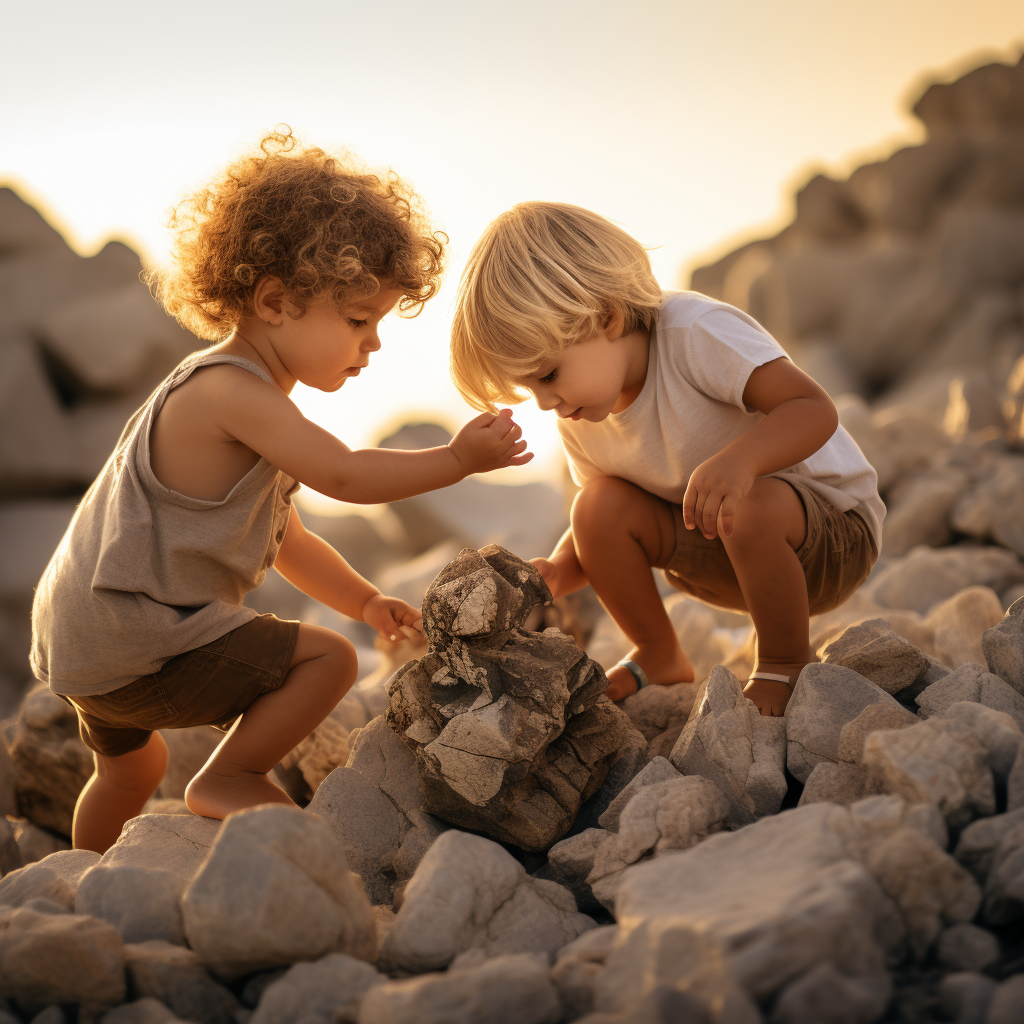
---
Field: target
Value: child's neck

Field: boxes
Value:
[219,320,296,394]
[611,326,651,413]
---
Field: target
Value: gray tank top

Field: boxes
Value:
[30,352,298,696]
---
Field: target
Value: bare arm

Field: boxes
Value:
[529,524,590,599]
[682,357,839,540]
[273,507,422,639]
[207,367,531,504]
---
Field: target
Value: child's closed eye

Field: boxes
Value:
[347,318,367,327]
[539,368,558,384]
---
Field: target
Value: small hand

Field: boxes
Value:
[681,454,756,541]
[363,594,424,642]
[528,556,560,598]
[449,408,533,474]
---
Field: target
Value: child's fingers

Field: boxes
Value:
[718,494,739,538]
[681,483,697,529]
[507,453,534,465]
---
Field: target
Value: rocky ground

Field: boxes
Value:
[4,51,1024,1024]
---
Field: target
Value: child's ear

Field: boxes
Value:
[252,277,290,325]
[603,309,625,341]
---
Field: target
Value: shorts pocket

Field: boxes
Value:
[81,676,177,730]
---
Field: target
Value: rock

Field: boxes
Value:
[358,953,561,1024]
[936,923,1000,972]
[308,716,449,906]
[952,455,1024,556]
[597,756,682,832]
[821,618,929,693]
[883,468,970,555]
[942,702,1023,781]
[0,905,125,1008]
[550,926,619,1021]
[866,546,1024,618]
[387,545,628,851]
[615,680,696,743]
[837,703,920,763]
[249,953,384,1024]
[770,962,891,1024]
[0,817,19,876]
[0,848,98,910]
[798,761,872,807]
[545,829,605,914]
[180,805,377,980]
[587,776,730,911]
[76,814,222,945]
[977,817,1024,924]
[863,719,995,827]
[98,999,187,1024]
[917,663,1024,729]
[956,808,1024,880]
[570,720,649,834]
[9,818,70,866]
[380,830,594,973]
[987,974,1024,1024]
[669,665,787,826]
[617,801,977,1000]
[6,682,92,837]
[786,662,903,783]
[926,586,1005,668]
[124,940,240,1024]
[938,971,997,1024]
[665,595,753,686]
[984,596,1024,694]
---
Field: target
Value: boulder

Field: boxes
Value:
[358,953,561,1024]
[936,923,1000,972]
[771,963,891,1024]
[938,971,997,1024]
[249,952,384,1024]
[669,665,787,826]
[180,805,376,980]
[124,940,240,1024]
[820,618,929,694]
[0,905,125,1009]
[952,455,1024,555]
[0,848,98,911]
[836,702,920,764]
[941,702,1023,781]
[863,719,995,827]
[786,662,903,783]
[597,756,682,833]
[882,468,970,555]
[549,926,619,1021]
[76,814,221,945]
[380,830,594,973]
[925,586,1005,669]
[987,974,1024,1024]
[545,829,605,914]
[798,762,873,807]
[387,545,629,851]
[917,662,1024,729]
[984,596,1024,694]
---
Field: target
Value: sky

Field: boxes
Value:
[3,0,1023,504]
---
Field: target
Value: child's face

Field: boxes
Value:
[517,330,635,422]
[276,285,405,392]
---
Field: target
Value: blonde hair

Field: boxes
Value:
[450,202,662,411]
[148,127,446,340]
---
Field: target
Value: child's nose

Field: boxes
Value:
[364,333,381,352]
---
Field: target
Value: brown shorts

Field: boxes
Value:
[59,613,301,758]
[664,477,878,616]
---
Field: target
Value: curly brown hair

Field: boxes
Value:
[148,127,446,340]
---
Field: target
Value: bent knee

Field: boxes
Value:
[291,624,358,690]
[728,480,806,551]
[97,732,168,790]
[571,476,643,534]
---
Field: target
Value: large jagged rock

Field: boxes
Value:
[669,665,787,827]
[387,545,629,851]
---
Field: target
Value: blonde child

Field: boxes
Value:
[31,131,530,854]
[450,202,883,715]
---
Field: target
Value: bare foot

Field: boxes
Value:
[184,768,296,820]
[743,651,816,717]
[605,642,696,701]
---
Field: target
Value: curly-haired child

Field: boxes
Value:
[450,202,884,715]
[31,130,531,854]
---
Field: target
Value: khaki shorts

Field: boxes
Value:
[59,613,300,759]
[664,478,878,616]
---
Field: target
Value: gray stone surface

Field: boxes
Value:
[549,926,619,1022]
[821,618,929,694]
[124,940,240,1024]
[670,665,787,827]
[987,974,1024,1024]
[984,596,1024,694]
[771,962,891,1024]
[863,719,995,827]
[938,971,996,1024]
[616,680,696,742]
[181,806,377,980]
[597,756,682,833]
[798,762,872,807]
[380,830,594,973]
[837,702,920,764]
[76,814,221,946]
[936,923,1000,972]
[387,545,629,851]
[942,702,1023,781]
[786,662,902,783]
[0,904,125,1007]
[955,808,1024,881]
[978,819,1024,924]
[926,586,1005,669]
[545,829,604,913]
[250,953,384,1024]
[98,999,188,1024]
[358,953,561,1024]
[917,662,1024,729]
[0,848,98,911]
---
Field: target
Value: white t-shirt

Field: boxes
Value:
[556,291,885,550]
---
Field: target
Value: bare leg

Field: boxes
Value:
[571,477,696,701]
[719,478,814,716]
[184,625,357,820]
[73,731,169,854]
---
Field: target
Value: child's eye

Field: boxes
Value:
[539,368,558,384]
[347,318,367,327]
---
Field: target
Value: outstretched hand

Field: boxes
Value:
[681,453,756,541]
[363,594,424,642]
[448,408,532,475]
